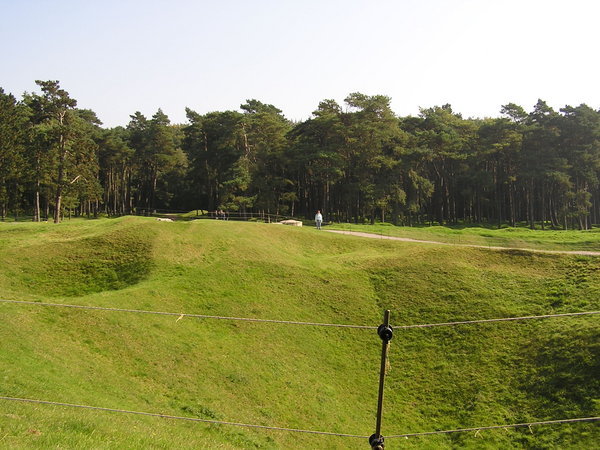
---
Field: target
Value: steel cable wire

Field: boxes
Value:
[0,299,375,329]
[1,396,597,440]
[0,299,597,329]
[386,416,600,438]
[0,396,368,438]
[393,310,600,329]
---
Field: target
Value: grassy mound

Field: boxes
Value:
[0,218,153,297]
[0,217,598,448]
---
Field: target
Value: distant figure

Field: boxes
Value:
[315,210,323,230]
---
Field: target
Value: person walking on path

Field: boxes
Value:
[315,210,323,230]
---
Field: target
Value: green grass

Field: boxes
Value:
[0,217,598,448]
[327,222,600,252]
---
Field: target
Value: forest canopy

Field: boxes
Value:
[1,80,599,229]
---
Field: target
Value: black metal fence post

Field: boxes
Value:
[370,309,393,449]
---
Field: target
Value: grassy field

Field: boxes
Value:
[326,222,600,252]
[0,217,598,448]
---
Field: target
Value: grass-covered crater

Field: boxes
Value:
[0,217,597,448]
[1,219,154,297]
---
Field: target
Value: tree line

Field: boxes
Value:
[1,80,599,228]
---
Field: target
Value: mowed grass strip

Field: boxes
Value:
[0,217,598,448]
[327,222,600,252]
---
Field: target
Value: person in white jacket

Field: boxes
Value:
[315,210,323,229]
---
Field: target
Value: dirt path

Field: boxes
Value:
[324,229,600,256]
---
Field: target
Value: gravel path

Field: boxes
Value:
[324,229,600,256]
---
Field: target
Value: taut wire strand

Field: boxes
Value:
[1,396,596,440]
[0,299,375,329]
[1,299,597,329]
[386,416,600,438]
[394,311,600,329]
[0,396,368,438]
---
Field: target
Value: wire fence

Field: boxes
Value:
[0,209,298,224]
[2,298,599,444]
[134,208,299,224]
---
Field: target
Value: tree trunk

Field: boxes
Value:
[541,184,546,230]
[528,178,535,229]
[53,123,67,223]
[54,160,64,224]
[34,180,41,222]
[508,182,516,227]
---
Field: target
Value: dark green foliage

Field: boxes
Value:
[0,88,29,220]
[1,80,600,229]
[182,108,247,211]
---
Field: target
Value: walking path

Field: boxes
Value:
[324,229,600,256]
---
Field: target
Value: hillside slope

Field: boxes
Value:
[0,217,598,448]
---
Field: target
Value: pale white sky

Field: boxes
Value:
[2,0,598,127]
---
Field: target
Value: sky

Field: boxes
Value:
[2,0,599,127]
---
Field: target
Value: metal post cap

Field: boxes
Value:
[369,433,385,449]
[377,324,393,342]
